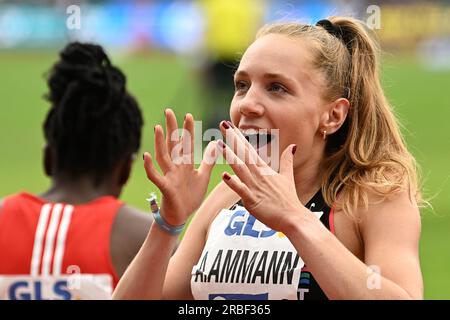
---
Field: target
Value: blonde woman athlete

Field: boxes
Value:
[113,17,423,300]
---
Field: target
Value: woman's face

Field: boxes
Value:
[230,33,329,170]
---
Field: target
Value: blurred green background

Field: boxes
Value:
[0,51,449,299]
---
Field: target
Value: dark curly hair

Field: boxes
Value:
[44,42,143,184]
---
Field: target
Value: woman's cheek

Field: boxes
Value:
[229,103,240,123]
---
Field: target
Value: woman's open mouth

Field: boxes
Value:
[242,129,275,150]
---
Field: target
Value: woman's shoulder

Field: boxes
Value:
[333,188,419,254]
[337,188,421,237]
[361,189,419,217]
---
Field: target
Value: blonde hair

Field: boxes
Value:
[257,17,422,218]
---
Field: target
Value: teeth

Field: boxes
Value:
[243,133,274,148]
[240,129,259,136]
[238,128,275,149]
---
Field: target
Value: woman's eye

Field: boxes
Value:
[234,81,249,92]
[268,83,288,94]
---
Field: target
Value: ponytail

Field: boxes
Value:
[257,18,423,218]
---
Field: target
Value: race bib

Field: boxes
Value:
[0,274,113,300]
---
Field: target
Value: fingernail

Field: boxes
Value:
[227,121,234,128]
[223,172,231,180]
[218,140,226,148]
[292,145,297,155]
[221,121,230,129]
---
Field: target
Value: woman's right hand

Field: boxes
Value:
[143,108,219,227]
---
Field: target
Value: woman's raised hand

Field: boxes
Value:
[218,121,305,233]
[143,109,219,227]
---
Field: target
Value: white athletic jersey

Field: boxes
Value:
[191,204,306,300]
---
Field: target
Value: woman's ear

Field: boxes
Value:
[43,145,53,177]
[320,98,350,135]
[118,157,133,186]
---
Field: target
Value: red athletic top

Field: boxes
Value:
[0,193,122,288]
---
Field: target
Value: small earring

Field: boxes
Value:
[323,130,327,140]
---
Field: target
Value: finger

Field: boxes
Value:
[225,131,276,178]
[220,121,247,163]
[181,113,195,166]
[222,172,255,205]
[231,123,264,163]
[234,124,270,168]
[143,152,167,191]
[198,140,219,179]
[218,139,255,188]
[154,125,173,173]
[279,144,296,179]
[165,108,179,156]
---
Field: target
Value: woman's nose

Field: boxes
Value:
[238,89,265,118]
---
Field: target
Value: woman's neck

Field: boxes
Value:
[293,159,323,205]
[40,176,120,205]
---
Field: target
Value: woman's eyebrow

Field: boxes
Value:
[263,73,297,85]
[234,70,297,85]
[233,70,248,78]
[233,70,300,94]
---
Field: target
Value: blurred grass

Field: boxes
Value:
[381,57,450,299]
[0,51,449,299]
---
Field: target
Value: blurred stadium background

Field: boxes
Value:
[0,0,449,299]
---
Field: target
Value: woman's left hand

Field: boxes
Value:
[218,121,306,233]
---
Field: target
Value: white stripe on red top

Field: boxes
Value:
[52,205,74,275]
[30,203,73,276]
[30,203,52,276]
[41,203,63,275]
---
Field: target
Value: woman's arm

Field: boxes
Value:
[110,206,154,278]
[284,190,423,299]
[162,181,241,299]
[112,221,178,299]
[113,181,240,300]
[113,110,218,299]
